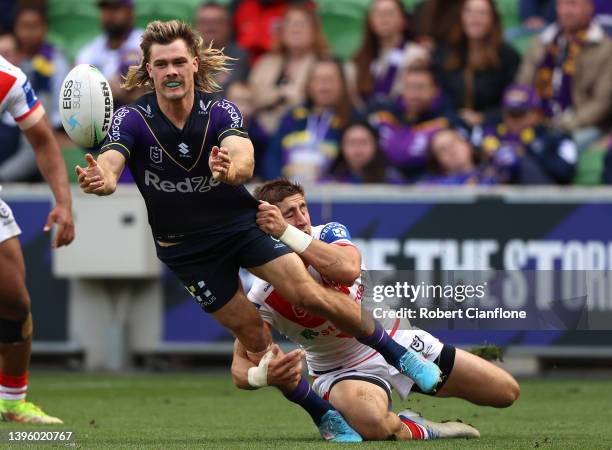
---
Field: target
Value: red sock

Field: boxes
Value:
[399,416,430,440]
[0,371,28,401]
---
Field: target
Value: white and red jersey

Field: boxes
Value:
[0,55,45,130]
[248,222,400,375]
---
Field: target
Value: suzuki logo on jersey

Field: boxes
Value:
[144,169,221,193]
[178,142,190,157]
[150,146,162,164]
[138,104,154,118]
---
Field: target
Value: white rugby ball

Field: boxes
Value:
[59,64,114,148]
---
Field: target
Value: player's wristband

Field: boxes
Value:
[247,348,276,388]
[279,224,313,254]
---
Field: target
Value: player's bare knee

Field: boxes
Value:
[493,373,520,407]
[502,376,520,407]
[0,292,30,321]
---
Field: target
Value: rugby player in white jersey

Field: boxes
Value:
[232,178,520,440]
[0,55,74,423]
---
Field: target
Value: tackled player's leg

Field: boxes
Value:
[0,235,62,424]
[211,285,272,359]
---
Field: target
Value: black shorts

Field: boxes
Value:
[156,224,292,313]
[326,344,457,407]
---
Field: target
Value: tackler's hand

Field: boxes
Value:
[256,201,287,238]
[266,344,304,390]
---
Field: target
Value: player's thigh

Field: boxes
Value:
[329,379,393,440]
[0,236,30,319]
[248,253,321,305]
[211,285,264,334]
[436,348,520,407]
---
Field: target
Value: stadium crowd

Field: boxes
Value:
[2,0,612,186]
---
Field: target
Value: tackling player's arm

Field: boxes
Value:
[257,202,361,286]
[209,135,254,185]
[22,114,75,247]
[76,150,125,196]
[231,326,303,394]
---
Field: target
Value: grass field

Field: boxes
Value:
[1,372,611,449]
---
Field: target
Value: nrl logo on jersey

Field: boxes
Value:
[150,146,162,164]
[198,99,211,115]
[138,104,154,118]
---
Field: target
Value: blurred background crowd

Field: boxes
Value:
[2,0,612,186]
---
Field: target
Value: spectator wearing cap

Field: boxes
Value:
[367,66,460,181]
[76,0,144,106]
[473,84,577,184]
[516,0,612,147]
[195,2,249,95]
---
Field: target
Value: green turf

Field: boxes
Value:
[1,373,611,449]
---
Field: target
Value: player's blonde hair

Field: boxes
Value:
[122,20,230,92]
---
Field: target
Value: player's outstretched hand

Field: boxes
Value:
[256,201,287,238]
[44,204,75,248]
[266,344,305,390]
[76,153,109,195]
[209,146,235,183]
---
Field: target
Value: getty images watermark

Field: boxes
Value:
[361,270,612,331]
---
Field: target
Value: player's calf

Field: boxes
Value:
[436,348,520,407]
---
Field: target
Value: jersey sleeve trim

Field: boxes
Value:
[218,127,249,141]
[100,142,131,159]
[14,101,44,130]
[331,241,356,248]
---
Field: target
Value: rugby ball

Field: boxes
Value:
[59,64,114,148]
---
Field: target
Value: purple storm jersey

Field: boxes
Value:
[100,91,259,241]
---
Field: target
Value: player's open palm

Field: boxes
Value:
[76,153,108,195]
